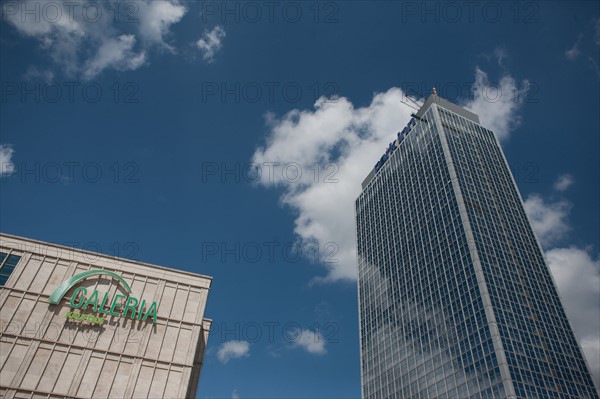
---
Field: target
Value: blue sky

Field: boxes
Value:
[1,1,599,397]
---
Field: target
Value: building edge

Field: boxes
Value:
[432,102,517,398]
[0,232,213,284]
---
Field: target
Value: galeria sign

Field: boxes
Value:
[48,270,158,324]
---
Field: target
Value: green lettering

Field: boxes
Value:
[98,292,109,314]
[137,299,146,320]
[69,287,87,308]
[143,301,158,323]
[109,294,126,316]
[122,296,139,319]
[82,290,99,312]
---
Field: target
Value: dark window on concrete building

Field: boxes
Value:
[0,252,21,286]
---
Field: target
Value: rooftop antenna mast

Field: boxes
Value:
[400,88,424,112]
[400,99,420,112]
[405,94,423,109]
[407,88,426,106]
[406,87,437,123]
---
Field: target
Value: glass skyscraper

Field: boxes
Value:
[355,94,598,399]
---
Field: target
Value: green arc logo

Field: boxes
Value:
[49,269,158,324]
[49,270,132,304]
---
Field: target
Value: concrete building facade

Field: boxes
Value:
[0,233,212,399]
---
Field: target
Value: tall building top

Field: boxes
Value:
[361,94,479,190]
[416,94,479,124]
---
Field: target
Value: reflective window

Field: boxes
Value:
[356,103,598,399]
[0,252,21,286]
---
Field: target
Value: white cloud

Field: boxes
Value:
[523,194,571,248]
[137,0,186,50]
[217,340,250,364]
[83,35,146,80]
[553,173,575,192]
[253,89,413,282]
[23,66,54,83]
[252,67,527,283]
[464,67,529,141]
[3,0,84,37]
[232,389,240,399]
[492,46,509,68]
[0,145,16,177]
[196,25,226,62]
[480,46,509,69]
[4,0,88,77]
[546,247,600,387]
[566,35,582,60]
[292,328,327,355]
[4,0,185,79]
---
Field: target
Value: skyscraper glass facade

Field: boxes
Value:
[355,95,598,399]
